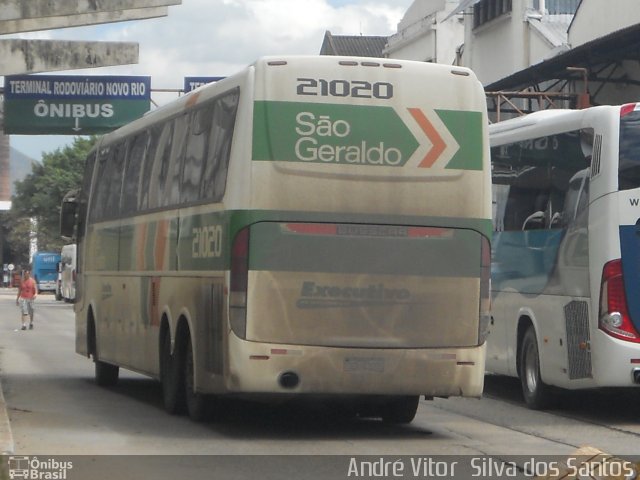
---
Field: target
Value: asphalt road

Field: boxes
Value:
[1,288,639,479]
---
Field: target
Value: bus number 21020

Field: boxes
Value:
[296,78,393,99]
[192,225,223,259]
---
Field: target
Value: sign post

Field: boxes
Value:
[3,75,151,135]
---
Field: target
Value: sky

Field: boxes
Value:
[7,0,414,160]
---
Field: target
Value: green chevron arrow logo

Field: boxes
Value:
[252,101,483,170]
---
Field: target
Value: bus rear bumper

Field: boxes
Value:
[589,331,640,388]
[223,337,486,398]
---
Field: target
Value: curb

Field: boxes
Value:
[0,377,14,455]
[1,290,17,454]
[534,446,639,479]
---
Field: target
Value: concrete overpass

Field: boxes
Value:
[0,0,182,212]
[1,0,181,74]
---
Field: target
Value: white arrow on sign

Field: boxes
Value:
[72,117,82,132]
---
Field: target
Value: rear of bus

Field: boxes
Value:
[592,103,640,386]
[225,56,492,406]
[32,252,62,293]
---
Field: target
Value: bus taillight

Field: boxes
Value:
[620,103,639,117]
[599,259,640,343]
[230,227,250,339]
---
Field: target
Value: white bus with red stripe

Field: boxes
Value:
[489,103,640,409]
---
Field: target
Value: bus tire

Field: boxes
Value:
[95,359,119,387]
[184,335,209,422]
[91,321,119,387]
[519,326,554,409]
[161,331,185,415]
[381,395,419,424]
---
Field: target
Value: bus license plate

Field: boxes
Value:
[344,357,385,373]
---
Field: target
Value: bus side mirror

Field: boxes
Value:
[60,191,78,239]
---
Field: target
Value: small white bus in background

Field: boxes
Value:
[488,104,640,409]
[61,55,491,423]
[57,243,76,302]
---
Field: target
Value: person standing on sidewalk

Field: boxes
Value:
[16,269,37,330]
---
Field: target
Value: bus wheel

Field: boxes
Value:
[95,359,119,387]
[90,320,119,387]
[160,332,185,415]
[93,340,119,387]
[380,396,419,424]
[184,335,208,422]
[519,326,554,409]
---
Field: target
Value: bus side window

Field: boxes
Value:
[496,131,593,232]
[504,186,547,231]
[121,132,148,215]
[104,143,127,219]
[90,147,111,221]
[491,144,549,231]
[200,89,239,201]
[79,150,97,238]
[148,121,174,210]
[82,151,97,201]
[138,125,161,211]
[182,105,213,204]
[165,114,189,207]
[90,146,119,221]
[562,169,590,227]
[492,183,510,232]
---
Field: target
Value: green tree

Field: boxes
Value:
[6,136,97,264]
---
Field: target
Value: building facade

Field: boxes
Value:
[381,0,640,114]
[384,0,464,65]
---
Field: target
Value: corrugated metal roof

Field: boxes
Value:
[320,31,388,58]
[485,22,640,91]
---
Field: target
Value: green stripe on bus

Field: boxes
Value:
[437,110,484,171]
[252,101,419,167]
[105,210,491,273]
[253,101,485,171]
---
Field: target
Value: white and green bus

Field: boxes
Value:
[61,55,491,423]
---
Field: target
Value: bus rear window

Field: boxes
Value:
[619,110,640,191]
